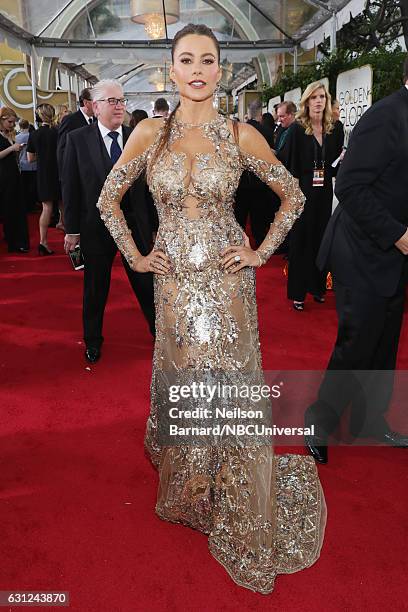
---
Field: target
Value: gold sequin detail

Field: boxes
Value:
[96,147,152,268]
[97,114,325,594]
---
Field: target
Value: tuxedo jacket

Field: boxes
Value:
[62,122,154,256]
[57,109,90,172]
[317,86,408,297]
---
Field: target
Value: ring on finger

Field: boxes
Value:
[234,255,241,262]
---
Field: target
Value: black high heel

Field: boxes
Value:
[38,243,54,256]
[293,301,304,311]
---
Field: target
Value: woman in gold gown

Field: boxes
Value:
[97,24,326,594]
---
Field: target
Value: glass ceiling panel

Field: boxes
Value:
[246,0,352,39]
[0,0,353,42]
[9,0,73,36]
[65,0,245,42]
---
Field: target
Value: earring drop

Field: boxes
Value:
[213,82,221,109]
[170,80,178,108]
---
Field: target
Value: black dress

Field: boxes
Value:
[0,134,29,251]
[279,121,344,301]
[27,125,61,201]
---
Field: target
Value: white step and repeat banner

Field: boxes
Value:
[336,65,373,144]
[283,87,302,106]
[267,95,282,114]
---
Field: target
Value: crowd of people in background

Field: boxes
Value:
[0,92,171,259]
[237,84,345,311]
[0,82,345,313]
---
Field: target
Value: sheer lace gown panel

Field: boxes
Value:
[97,115,326,594]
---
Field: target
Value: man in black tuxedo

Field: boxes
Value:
[305,59,408,463]
[57,88,94,172]
[62,79,155,363]
[234,100,277,246]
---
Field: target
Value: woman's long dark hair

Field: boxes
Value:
[147,24,220,173]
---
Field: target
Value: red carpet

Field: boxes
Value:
[1,217,407,611]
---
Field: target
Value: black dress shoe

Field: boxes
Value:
[85,347,101,364]
[313,295,325,303]
[8,246,29,253]
[305,435,328,463]
[377,430,408,447]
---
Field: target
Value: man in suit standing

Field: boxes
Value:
[234,100,277,246]
[57,88,94,172]
[274,101,297,154]
[305,58,408,463]
[62,79,155,364]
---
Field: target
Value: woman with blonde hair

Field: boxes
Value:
[0,107,29,252]
[55,104,70,126]
[280,81,344,310]
[27,103,62,254]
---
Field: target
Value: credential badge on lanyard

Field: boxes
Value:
[313,134,325,188]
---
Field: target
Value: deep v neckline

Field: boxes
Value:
[313,134,323,147]
[166,150,216,195]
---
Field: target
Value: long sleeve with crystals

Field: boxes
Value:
[96,150,150,267]
[241,153,305,264]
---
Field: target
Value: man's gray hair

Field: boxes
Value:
[248,99,263,120]
[90,79,123,101]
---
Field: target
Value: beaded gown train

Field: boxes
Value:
[97,114,326,594]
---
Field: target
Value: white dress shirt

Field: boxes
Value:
[97,121,123,157]
[80,107,93,125]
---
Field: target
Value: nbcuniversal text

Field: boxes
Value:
[168,424,315,437]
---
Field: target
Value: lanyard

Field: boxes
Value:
[313,133,326,170]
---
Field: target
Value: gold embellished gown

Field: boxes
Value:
[97,115,326,594]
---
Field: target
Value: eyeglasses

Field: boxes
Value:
[97,97,128,106]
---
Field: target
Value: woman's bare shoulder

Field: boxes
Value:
[119,117,164,163]
[226,120,279,164]
[225,119,261,145]
[137,117,165,142]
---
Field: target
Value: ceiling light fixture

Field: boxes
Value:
[130,0,180,40]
